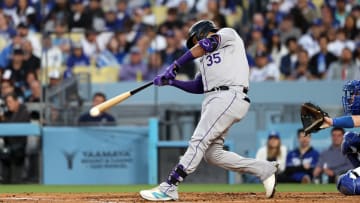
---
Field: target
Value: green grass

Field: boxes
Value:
[0,184,337,193]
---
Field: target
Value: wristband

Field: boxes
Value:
[332,116,354,128]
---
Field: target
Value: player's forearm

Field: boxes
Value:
[170,75,204,94]
[175,45,205,70]
[330,116,356,128]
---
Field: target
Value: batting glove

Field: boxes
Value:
[153,75,174,86]
[163,62,178,80]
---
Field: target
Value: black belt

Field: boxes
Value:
[205,86,250,103]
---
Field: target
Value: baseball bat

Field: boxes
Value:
[90,81,153,116]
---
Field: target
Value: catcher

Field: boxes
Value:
[301,80,360,195]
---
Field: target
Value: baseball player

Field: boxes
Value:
[139,20,278,201]
[321,80,360,195]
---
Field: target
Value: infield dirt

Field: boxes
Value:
[0,192,358,203]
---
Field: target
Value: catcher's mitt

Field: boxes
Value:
[300,102,329,134]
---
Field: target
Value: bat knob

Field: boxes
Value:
[90,107,100,117]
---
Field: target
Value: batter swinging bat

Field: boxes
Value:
[89,81,153,117]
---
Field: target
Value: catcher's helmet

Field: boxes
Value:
[337,168,360,195]
[186,20,218,49]
[341,132,360,155]
[342,80,360,115]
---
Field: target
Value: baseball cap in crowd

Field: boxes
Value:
[72,42,82,49]
[49,70,61,79]
[17,22,29,29]
[270,29,280,37]
[312,18,323,26]
[255,51,268,58]
[270,0,281,3]
[268,131,280,140]
[130,46,141,54]
[2,69,12,80]
[165,30,175,38]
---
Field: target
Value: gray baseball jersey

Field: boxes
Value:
[178,28,277,181]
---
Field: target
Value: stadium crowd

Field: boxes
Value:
[0,0,359,183]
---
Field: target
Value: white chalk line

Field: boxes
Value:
[0,197,121,203]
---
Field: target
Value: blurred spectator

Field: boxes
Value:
[23,71,38,99]
[327,29,356,57]
[292,48,311,81]
[320,4,340,31]
[44,0,71,32]
[16,22,41,58]
[1,0,17,26]
[313,127,353,183]
[66,42,90,70]
[136,35,151,60]
[327,47,358,80]
[294,0,318,30]
[116,0,131,29]
[334,0,349,26]
[0,79,24,101]
[142,2,156,26]
[297,21,322,57]
[207,0,227,28]
[52,22,71,60]
[0,34,23,69]
[246,27,264,58]
[308,35,338,79]
[268,0,285,25]
[279,129,319,183]
[78,92,115,126]
[250,51,280,82]
[114,30,130,64]
[159,7,183,33]
[0,92,30,184]
[0,12,16,42]
[25,80,41,103]
[22,40,40,75]
[96,36,122,68]
[16,0,38,31]
[103,7,122,31]
[263,10,279,41]
[42,34,63,69]
[5,47,27,90]
[279,15,302,44]
[81,29,101,58]
[69,0,92,32]
[256,131,287,174]
[267,29,287,68]
[119,46,147,81]
[287,0,310,33]
[343,15,358,40]
[146,25,167,52]
[144,51,166,81]
[86,0,105,31]
[280,37,298,79]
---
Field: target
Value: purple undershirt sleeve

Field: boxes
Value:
[170,75,204,94]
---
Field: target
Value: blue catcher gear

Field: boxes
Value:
[342,80,360,115]
[342,132,360,154]
[337,167,360,195]
[341,132,360,167]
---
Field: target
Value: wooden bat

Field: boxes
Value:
[89,81,153,117]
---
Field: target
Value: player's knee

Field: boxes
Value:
[342,132,360,154]
[337,170,360,195]
[204,149,222,165]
